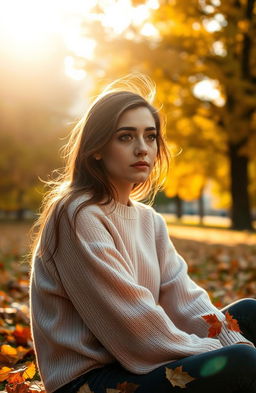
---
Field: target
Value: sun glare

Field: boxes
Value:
[97,1,158,39]
[140,23,159,37]
[193,79,225,106]
[0,0,97,76]
[0,1,58,51]
[64,56,87,81]
[0,0,159,80]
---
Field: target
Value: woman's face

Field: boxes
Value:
[96,106,158,203]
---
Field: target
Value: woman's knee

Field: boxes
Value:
[224,298,256,312]
[229,344,256,370]
[235,298,256,309]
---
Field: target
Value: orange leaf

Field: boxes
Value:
[13,325,31,346]
[7,335,16,344]
[6,381,30,393]
[225,312,242,333]
[0,345,32,366]
[202,314,222,337]
[1,345,17,357]
[116,381,139,393]
[0,366,12,382]
[7,370,25,384]
[165,366,195,388]
[0,345,18,365]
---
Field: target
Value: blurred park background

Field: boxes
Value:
[0,1,256,391]
[0,0,256,230]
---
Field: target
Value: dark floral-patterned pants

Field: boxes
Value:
[54,298,256,393]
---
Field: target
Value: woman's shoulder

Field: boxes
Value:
[68,193,105,215]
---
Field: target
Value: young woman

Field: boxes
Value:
[30,75,256,393]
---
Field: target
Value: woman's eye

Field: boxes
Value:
[118,133,157,142]
[147,134,157,141]
[119,134,132,142]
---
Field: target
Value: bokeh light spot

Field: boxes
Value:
[200,356,227,377]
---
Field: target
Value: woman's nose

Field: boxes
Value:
[134,138,148,156]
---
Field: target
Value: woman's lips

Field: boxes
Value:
[131,164,149,170]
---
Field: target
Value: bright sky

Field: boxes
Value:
[0,0,223,105]
[0,0,159,79]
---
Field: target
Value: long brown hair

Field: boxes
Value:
[30,74,170,260]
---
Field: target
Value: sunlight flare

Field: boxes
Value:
[64,56,87,80]
[193,79,225,106]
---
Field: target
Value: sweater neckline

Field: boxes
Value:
[105,198,138,219]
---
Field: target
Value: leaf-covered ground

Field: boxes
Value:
[0,221,255,392]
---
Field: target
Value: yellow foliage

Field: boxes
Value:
[164,162,206,201]
[23,361,36,380]
[0,366,12,382]
[1,345,17,357]
[238,20,250,33]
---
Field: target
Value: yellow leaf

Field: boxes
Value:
[77,383,94,393]
[1,345,17,357]
[0,366,12,382]
[165,366,195,388]
[23,361,36,380]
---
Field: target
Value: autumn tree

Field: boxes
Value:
[80,0,256,230]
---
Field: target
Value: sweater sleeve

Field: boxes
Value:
[154,212,254,348]
[51,209,225,374]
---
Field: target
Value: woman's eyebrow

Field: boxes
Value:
[115,126,156,132]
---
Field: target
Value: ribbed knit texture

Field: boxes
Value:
[30,196,252,393]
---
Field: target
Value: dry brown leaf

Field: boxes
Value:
[106,389,120,393]
[165,366,195,388]
[116,381,139,393]
[77,383,94,393]
[6,381,30,393]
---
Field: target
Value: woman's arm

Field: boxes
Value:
[51,209,224,373]
[154,212,254,348]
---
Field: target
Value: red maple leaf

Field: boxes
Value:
[225,312,242,333]
[6,381,30,393]
[202,314,222,337]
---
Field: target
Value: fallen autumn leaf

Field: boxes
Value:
[165,366,195,388]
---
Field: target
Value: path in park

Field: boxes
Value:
[0,219,255,256]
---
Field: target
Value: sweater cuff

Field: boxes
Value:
[218,323,254,347]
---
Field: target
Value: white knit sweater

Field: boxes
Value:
[30,196,251,393]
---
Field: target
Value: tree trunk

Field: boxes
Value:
[15,189,25,221]
[229,141,253,230]
[174,195,183,219]
[198,190,204,226]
